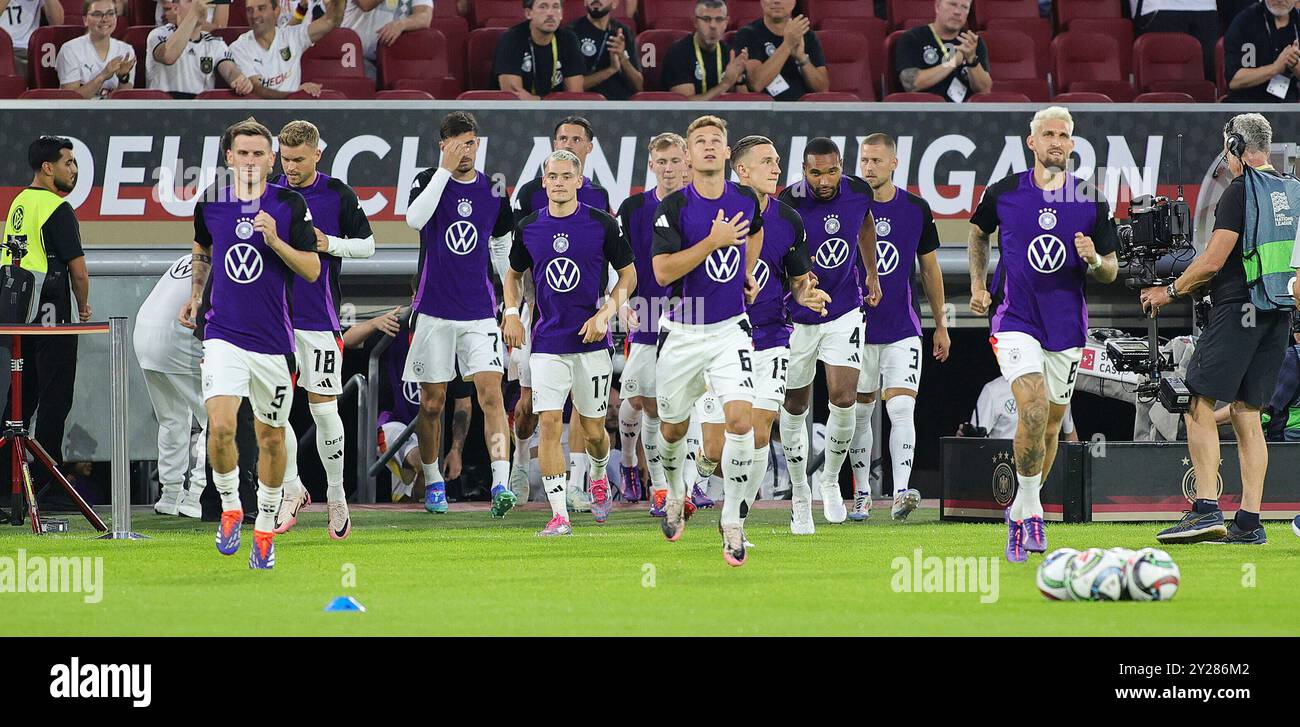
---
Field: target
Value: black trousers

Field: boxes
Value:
[1135,9,1221,83]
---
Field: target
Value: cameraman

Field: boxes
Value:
[1141,113,1295,546]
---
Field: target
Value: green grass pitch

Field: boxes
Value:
[1,505,1296,636]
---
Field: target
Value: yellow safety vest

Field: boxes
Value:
[3,187,70,321]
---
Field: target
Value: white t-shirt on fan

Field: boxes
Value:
[56,35,137,98]
[229,22,313,92]
[146,25,236,95]
[0,0,47,50]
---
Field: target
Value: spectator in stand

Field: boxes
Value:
[733,0,827,101]
[571,0,642,99]
[1130,1,1219,82]
[895,0,990,102]
[494,0,584,99]
[148,0,253,98]
[0,0,64,79]
[230,0,342,98]
[661,0,748,100]
[152,0,227,30]
[57,0,136,99]
[1223,0,1300,103]
[290,0,432,79]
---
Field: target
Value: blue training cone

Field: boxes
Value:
[325,596,366,612]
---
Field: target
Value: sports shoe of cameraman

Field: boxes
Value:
[1141,113,1299,546]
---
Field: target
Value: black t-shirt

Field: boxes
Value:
[492,21,585,96]
[662,35,732,95]
[732,18,825,101]
[893,24,989,102]
[570,16,640,100]
[1209,168,1291,305]
[1223,3,1300,103]
[37,198,84,323]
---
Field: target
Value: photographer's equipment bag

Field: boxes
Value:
[0,263,33,324]
[1242,165,1300,311]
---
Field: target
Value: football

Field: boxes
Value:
[1036,547,1079,601]
[1126,548,1181,602]
[1064,548,1127,602]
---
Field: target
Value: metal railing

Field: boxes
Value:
[361,333,396,504]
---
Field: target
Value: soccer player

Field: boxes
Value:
[855,132,949,522]
[652,115,764,566]
[266,119,374,540]
[616,132,691,515]
[405,111,517,517]
[179,117,320,570]
[502,149,636,535]
[778,137,880,534]
[732,134,829,538]
[968,106,1118,563]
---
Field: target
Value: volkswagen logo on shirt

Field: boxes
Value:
[753,259,771,292]
[876,240,900,276]
[553,234,570,253]
[545,257,581,292]
[457,198,473,217]
[1027,234,1066,274]
[234,216,255,240]
[445,220,478,255]
[403,380,421,405]
[814,238,850,269]
[705,246,741,283]
[225,244,264,284]
[169,257,193,280]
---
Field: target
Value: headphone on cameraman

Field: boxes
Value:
[1225,118,1246,161]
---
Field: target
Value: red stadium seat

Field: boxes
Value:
[806,0,878,24]
[1051,32,1133,101]
[472,1,522,28]
[982,29,1038,79]
[816,30,874,100]
[728,0,763,29]
[0,27,19,75]
[379,28,455,95]
[479,17,518,28]
[211,26,249,47]
[1051,91,1114,103]
[989,79,1050,101]
[642,0,699,30]
[467,26,506,90]
[20,88,83,98]
[900,17,928,29]
[122,25,152,84]
[1215,35,1225,98]
[887,0,933,30]
[800,91,862,101]
[716,91,770,101]
[429,17,469,93]
[883,29,904,94]
[1132,91,1195,103]
[228,0,248,27]
[108,88,172,99]
[630,90,688,101]
[1053,0,1123,32]
[303,28,366,79]
[1068,18,1134,81]
[646,16,694,32]
[968,91,1031,102]
[1134,32,1214,100]
[813,16,886,99]
[456,90,518,100]
[972,0,1038,30]
[288,88,348,99]
[985,18,1050,87]
[196,89,242,99]
[375,89,435,100]
[128,0,156,26]
[431,0,462,17]
[883,91,945,101]
[26,26,83,89]
[59,0,84,25]
[0,76,26,98]
[545,91,605,100]
[635,28,688,91]
[315,76,377,98]
[559,4,638,33]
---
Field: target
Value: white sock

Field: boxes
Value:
[618,398,640,468]
[720,431,754,526]
[659,429,688,499]
[255,481,282,533]
[885,396,917,497]
[281,421,303,500]
[779,408,810,495]
[213,467,242,512]
[309,400,346,503]
[823,402,855,491]
[422,459,444,487]
[741,445,769,524]
[1011,472,1043,521]
[490,459,509,491]
[543,473,567,519]
[642,415,666,493]
[588,448,609,483]
[850,400,876,495]
[568,452,588,493]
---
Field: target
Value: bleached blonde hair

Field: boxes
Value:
[544,149,582,174]
[1030,106,1074,136]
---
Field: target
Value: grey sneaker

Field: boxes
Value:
[661,498,685,541]
[721,524,747,566]
[891,489,922,521]
[566,487,592,513]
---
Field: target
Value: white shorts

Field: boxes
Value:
[859,336,923,394]
[991,330,1083,406]
[696,390,724,424]
[752,346,790,411]
[200,338,295,428]
[655,315,754,424]
[293,329,344,396]
[531,350,613,419]
[621,342,657,399]
[379,420,419,467]
[787,308,864,390]
[404,313,504,384]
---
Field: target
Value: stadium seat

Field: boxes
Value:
[59,0,84,25]
[635,28,688,91]
[315,77,377,98]
[20,88,82,99]
[0,27,20,74]
[467,26,506,90]
[431,0,463,17]
[128,0,156,26]
[883,91,945,101]
[1134,32,1214,101]
[374,89,435,100]
[545,91,605,100]
[108,88,172,99]
[211,26,249,47]
[456,90,518,100]
[900,17,928,29]
[642,0,699,30]
[1053,0,1123,32]
[800,91,862,101]
[379,28,455,95]
[989,79,1050,101]
[983,29,1039,79]
[123,25,152,85]
[228,0,248,26]
[813,16,886,99]
[985,18,1050,87]
[428,17,469,94]
[887,0,934,30]
[816,30,874,100]
[728,0,763,29]
[288,88,348,99]
[1132,91,1195,103]
[1215,36,1225,99]
[883,29,905,94]
[196,89,242,99]
[1051,31,1134,101]
[969,91,1032,102]
[0,76,26,98]
[972,0,1038,29]
[716,91,770,101]
[26,25,83,89]
[805,0,878,24]
[1050,91,1114,103]
[630,90,687,101]
[1068,18,1134,81]
[472,1,523,28]
[560,3,637,32]
[303,28,366,80]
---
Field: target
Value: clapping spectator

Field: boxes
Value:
[1224,0,1300,103]
[571,0,641,99]
[734,0,827,101]
[57,0,136,99]
[895,0,990,102]
[148,0,253,98]
[662,0,747,100]
[494,0,584,99]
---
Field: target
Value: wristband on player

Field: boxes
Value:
[504,306,520,318]
[1088,257,1103,272]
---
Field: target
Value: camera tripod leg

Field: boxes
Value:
[25,437,106,532]
[19,455,40,535]
[2,434,21,526]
